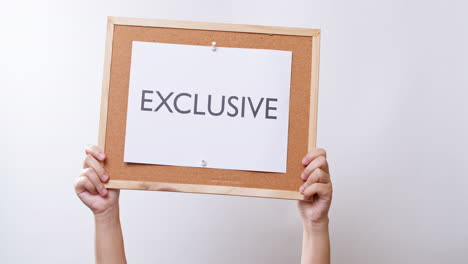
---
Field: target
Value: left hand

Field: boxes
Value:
[297,148,332,225]
[74,145,119,216]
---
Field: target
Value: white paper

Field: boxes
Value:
[124,41,292,173]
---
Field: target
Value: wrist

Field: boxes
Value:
[302,217,329,235]
[94,205,120,224]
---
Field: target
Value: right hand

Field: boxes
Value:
[297,148,332,226]
[74,145,119,215]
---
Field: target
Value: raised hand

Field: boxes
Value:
[297,148,332,224]
[74,145,119,215]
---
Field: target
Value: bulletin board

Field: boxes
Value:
[99,16,321,200]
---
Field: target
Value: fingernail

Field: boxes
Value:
[99,152,105,160]
[302,157,307,165]
[301,173,305,180]
[100,188,108,196]
[102,174,109,181]
[299,186,305,193]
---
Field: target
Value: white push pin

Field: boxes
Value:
[201,160,207,167]
[211,41,217,51]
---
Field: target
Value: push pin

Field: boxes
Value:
[211,41,217,52]
[201,160,207,167]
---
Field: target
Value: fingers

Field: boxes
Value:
[85,144,106,161]
[83,153,108,182]
[81,168,108,196]
[301,182,332,200]
[300,168,330,193]
[302,148,326,166]
[301,155,329,179]
[76,144,109,197]
[74,176,98,196]
[299,148,332,200]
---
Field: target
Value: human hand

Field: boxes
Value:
[297,148,332,226]
[74,145,119,216]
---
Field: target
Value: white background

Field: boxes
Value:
[124,42,291,173]
[1,0,467,263]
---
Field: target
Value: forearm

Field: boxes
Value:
[301,219,330,264]
[94,206,127,264]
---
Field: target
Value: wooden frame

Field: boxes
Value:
[98,16,320,200]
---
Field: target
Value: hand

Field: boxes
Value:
[74,145,119,215]
[297,148,332,225]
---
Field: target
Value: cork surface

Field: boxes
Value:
[104,24,314,192]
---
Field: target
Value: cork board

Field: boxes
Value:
[99,17,321,200]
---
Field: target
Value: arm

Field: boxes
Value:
[300,219,330,264]
[74,145,127,264]
[94,205,126,264]
[298,148,332,264]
